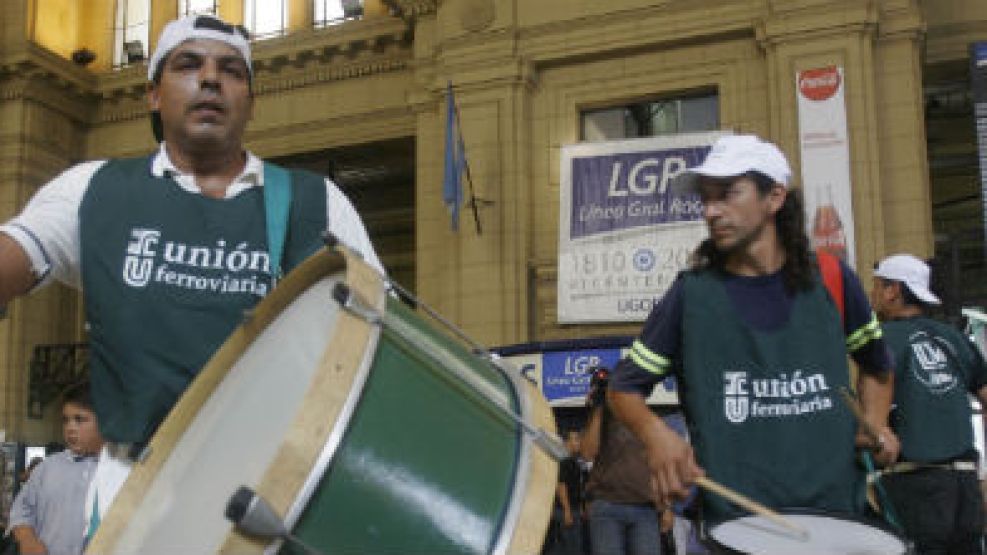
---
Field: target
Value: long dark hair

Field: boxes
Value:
[690,171,815,292]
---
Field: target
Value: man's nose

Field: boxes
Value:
[199,60,221,89]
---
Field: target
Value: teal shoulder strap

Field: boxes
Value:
[263,162,292,284]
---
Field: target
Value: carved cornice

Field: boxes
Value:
[756,0,880,49]
[0,44,99,104]
[515,0,753,68]
[383,0,440,20]
[0,46,99,124]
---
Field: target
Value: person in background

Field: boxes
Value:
[582,367,662,555]
[870,253,987,553]
[8,383,103,555]
[548,429,587,555]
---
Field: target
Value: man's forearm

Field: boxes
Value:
[857,370,893,428]
[0,233,37,305]
[608,390,669,452]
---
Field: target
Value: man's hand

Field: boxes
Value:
[562,508,574,527]
[644,422,704,507]
[856,426,900,467]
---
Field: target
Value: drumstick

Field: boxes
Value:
[838,387,883,448]
[694,477,809,540]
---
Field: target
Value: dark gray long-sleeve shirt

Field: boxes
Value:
[8,450,97,555]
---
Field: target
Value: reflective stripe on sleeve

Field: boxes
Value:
[628,339,671,376]
[847,312,883,352]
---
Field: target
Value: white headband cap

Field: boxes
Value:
[672,134,792,193]
[148,15,252,81]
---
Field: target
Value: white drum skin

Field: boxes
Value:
[708,512,909,555]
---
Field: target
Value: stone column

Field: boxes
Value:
[0,47,91,440]
[411,0,535,346]
[756,0,931,274]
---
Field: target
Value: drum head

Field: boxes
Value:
[708,510,907,554]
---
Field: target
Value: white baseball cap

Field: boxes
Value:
[874,254,941,305]
[673,134,793,193]
[147,15,252,81]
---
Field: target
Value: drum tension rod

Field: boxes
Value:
[332,283,381,325]
[226,486,326,555]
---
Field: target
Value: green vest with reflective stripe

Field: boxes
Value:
[79,156,327,443]
[883,317,977,463]
[680,269,863,523]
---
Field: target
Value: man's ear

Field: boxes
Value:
[767,184,787,214]
[147,82,160,112]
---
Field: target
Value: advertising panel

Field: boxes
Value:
[797,65,856,266]
[558,132,724,323]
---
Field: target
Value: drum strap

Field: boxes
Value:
[263,163,292,285]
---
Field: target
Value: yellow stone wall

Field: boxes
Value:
[0,0,983,442]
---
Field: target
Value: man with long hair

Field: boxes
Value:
[608,135,898,526]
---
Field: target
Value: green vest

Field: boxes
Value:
[79,157,327,442]
[680,269,862,523]
[882,317,977,462]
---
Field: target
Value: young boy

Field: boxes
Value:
[8,383,103,555]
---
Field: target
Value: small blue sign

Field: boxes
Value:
[541,348,623,402]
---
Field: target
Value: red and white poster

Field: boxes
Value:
[797,65,856,266]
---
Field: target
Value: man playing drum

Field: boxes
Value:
[608,135,899,528]
[870,254,987,553]
[0,13,381,532]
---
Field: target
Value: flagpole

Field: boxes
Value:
[451,95,483,235]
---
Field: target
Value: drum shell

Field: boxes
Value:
[85,248,557,555]
[290,298,531,553]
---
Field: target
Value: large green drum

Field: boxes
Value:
[87,247,558,555]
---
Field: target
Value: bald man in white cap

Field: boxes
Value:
[608,134,899,526]
[0,14,382,531]
[870,253,987,553]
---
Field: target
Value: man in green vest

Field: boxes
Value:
[608,134,899,526]
[0,14,382,528]
[870,253,987,553]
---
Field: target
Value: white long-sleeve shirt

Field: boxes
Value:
[1,143,383,290]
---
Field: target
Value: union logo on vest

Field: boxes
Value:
[722,369,833,424]
[123,228,160,287]
[119,227,272,297]
[908,330,959,394]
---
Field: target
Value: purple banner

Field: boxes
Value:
[569,146,710,239]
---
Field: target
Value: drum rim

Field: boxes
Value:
[239,245,387,554]
[705,506,908,549]
[501,377,558,555]
[274,295,384,549]
[493,361,535,555]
